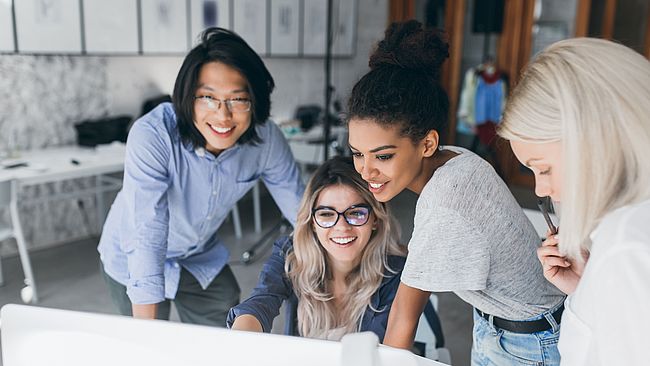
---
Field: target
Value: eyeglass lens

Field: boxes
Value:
[313,206,370,228]
[195,97,250,112]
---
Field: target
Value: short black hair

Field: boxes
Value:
[173,27,275,148]
[347,20,449,143]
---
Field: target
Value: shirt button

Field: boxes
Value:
[212,191,217,196]
[206,215,212,220]
[173,262,179,268]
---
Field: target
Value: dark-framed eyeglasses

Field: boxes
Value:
[194,96,251,113]
[312,204,372,228]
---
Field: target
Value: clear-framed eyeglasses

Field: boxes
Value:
[312,204,373,228]
[194,96,252,113]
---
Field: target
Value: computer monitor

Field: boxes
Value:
[1,304,447,366]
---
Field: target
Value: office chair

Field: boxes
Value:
[0,179,38,303]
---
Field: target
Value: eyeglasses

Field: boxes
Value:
[312,204,372,228]
[194,96,251,113]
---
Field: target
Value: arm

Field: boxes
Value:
[383,282,431,349]
[594,247,649,364]
[259,122,305,227]
[121,120,172,314]
[132,304,158,320]
[227,238,293,332]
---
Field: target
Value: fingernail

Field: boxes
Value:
[553,235,559,240]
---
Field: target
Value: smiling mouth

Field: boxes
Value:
[209,124,234,135]
[368,181,387,193]
[330,236,357,246]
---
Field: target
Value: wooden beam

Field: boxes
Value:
[443,0,466,144]
[389,0,415,23]
[575,0,592,37]
[601,0,618,39]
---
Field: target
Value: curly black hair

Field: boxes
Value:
[347,20,449,143]
[173,27,275,148]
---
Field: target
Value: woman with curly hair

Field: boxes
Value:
[347,20,565,365]
[227,157,406,341]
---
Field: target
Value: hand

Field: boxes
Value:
[537,231,587,295]
[231,314,263,332]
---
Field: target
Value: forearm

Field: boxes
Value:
[132,303,158,320]
[383,283,431,349]
[231,314,263,332]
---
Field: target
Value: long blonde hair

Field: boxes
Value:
[285,157,405,339]
[498,38,650,260]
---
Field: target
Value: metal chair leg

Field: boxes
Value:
[10,198,38,303]
[231,204,243,239]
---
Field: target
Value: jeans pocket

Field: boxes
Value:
[495,330,544,365]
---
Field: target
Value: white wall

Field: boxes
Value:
[107,0,388,122]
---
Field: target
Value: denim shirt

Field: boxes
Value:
[227,236,406,341]
[98,103,304,304]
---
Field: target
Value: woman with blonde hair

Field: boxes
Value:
[499,38,650,365]
[227,156,407,340]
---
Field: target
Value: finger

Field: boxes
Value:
[543,257,571,268]
[542,237,559,247]
[537,246,563,257]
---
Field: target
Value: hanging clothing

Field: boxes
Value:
[474,70,506,146]
[457,68,479,134]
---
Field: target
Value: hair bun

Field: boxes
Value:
[369,20,449,77]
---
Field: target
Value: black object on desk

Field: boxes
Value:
[3,162,28,169]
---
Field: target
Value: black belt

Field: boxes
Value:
[476,304,564,334]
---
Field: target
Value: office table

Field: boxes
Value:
[0,143,126,229]
[0,143,126,303]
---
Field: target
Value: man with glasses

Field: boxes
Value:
[98,28,304,328]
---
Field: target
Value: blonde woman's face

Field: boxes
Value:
[510,140,564,201]
[312,184,376,268]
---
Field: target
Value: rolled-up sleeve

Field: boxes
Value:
[227,237,294,332]
[120,121,171,304]
[260,123,305,227]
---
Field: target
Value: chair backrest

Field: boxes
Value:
[0,179,13,207]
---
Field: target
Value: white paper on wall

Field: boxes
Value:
[83,0,139,54]
[233,0,267,55]
[15,0,82,53]
[189,0,231,47]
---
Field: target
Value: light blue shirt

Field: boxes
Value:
[98,103,304,304]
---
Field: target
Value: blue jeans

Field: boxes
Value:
[471,304,562,366]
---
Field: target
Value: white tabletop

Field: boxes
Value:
[0,143,126,186]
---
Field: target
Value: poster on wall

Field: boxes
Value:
[190,0,231,47]
[83,0,138,54]
[303,0,356,57]
[269,0,300,56]
[302,0,326,56]
[14,0,82,53]
[141,0,188,54]
[332,0,356,56]
[0,0,15,52]
[233,0,267,55]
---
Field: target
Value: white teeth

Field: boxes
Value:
[369,182,384,189]
[210,125,234,134]
[331,237,356,244]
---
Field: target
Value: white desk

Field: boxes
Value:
[0,144,126,303]
[0,143,126,232]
